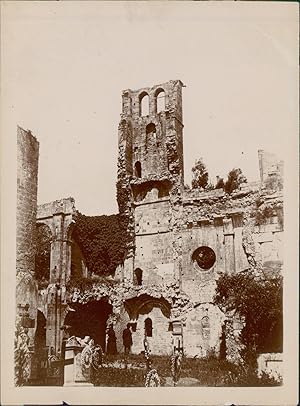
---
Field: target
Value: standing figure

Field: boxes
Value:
[122,323,132,354]
[106,325,117,355]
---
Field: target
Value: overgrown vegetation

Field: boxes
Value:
[14,324,31,386]
[72,212,130,276]
[190,160,247,194]
[35,224,51,283]
[191,158,209,189]
[34,211,131,282]
[214,272,283,364]
[224,168,247,194]
[215,177,225,189]
[91,353,281,387]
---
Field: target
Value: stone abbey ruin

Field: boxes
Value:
[16,80,283,385]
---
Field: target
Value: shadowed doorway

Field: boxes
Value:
[64,299,112,352]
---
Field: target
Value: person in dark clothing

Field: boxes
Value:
[107,325,117,355]
[122,323,133,354]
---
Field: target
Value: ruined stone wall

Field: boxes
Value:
[131,306,173,356]
[183,304,225,358]
[16,126,39,345]
[118,80,184,182]
[134,232,175,285]
[36,197,77,354]
[30,79,284,362]
[258,150,284,183]
[17,126,39,276]
[180,214,249,297]
[133,197,175,285]
[249,194,284,276]
[177,185,283,358]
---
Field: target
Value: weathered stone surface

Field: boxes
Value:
[16,127,39,346]
[16,82,284,367]
[257,352,283,382]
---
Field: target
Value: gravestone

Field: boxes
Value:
[63,336,93,387]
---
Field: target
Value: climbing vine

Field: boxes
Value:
[72,211,130,276]
[35,224,51,283]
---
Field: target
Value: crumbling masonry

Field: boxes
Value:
[16,80,283,384]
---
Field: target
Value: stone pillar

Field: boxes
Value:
[223,218,235,274]
[172,321,183,352]
[65,239,72,283]
[64,337,93,387]
[46,286,68,355]
[50,214,63,283]
[16,127,40,342]
[61,239,71,284]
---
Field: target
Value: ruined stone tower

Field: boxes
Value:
[118,79,184,185]
[117,80,185,289]
[16,126,39,344]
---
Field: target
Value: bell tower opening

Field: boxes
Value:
[155,89,166,113]
[139,92,149,116]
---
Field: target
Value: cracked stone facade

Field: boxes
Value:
[17,80,284,370]
[16,127,39,346]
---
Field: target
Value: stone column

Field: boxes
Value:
[223,218,235,274]
[46,286,68,355]
[16,127,40,346]
[172,320,183,352]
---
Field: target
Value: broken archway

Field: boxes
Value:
[124,294,172,356]
[64,299,112,352]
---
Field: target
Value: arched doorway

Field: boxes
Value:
[64,299,112,352]
[34,310,47,383]
[35,310,47,351]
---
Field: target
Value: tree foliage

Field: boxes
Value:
[224,168,247,194]
[214,272,283,362]
[215,177,225,190]
[191,158,209,189]
[14,324,30,386]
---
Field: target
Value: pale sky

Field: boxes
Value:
[2,2,298,215]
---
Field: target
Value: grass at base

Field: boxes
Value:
[92,354,282,387]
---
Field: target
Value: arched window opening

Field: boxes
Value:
[145,317,153,337]
[146,123,156,135]
[135,161,142,178]
[139,93,149,116]
[156,89,166,113]
[134,268,143,286]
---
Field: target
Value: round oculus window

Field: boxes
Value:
[192,246,216,270]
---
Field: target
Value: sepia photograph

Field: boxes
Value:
[1,1,299,405]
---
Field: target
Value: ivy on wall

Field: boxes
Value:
[214,271,283,362]
[35,224,51,283]
[72,211,130,276]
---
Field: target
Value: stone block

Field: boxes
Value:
[255,232,273,243]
